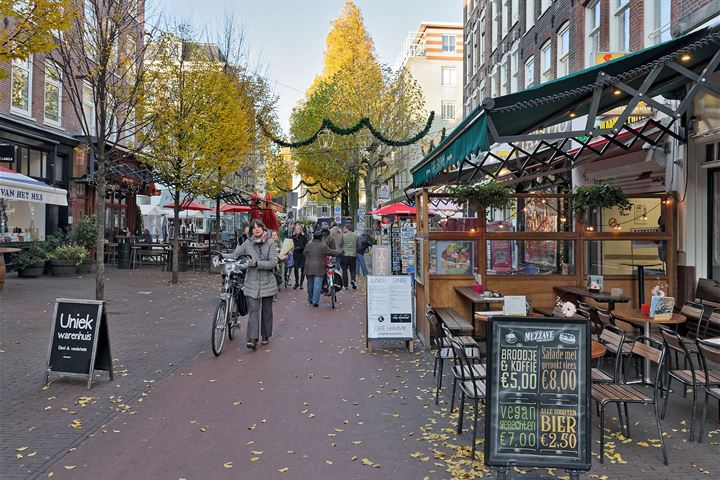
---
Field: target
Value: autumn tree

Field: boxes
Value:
[0,0,72,65]
[55,0,156,300]
[140,29,254,283]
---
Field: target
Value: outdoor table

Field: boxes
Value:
[533,306,586,319]
[612,308,686,384]
[0,247,21,292]
[454,286,505,336]
[592,340,607,359]
[619,262,662,307]
[554,285,630,311]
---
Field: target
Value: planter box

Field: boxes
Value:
[50,260,78,277]
[76,258,93,275]
[18,261,46,278]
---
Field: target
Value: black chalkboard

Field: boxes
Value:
[45,299,113,389]
[484,316,591,472]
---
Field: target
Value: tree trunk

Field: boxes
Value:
[364,168,375,231]
[172,186,180,284]
[94,144,106,300]
[348,173,359,225]
[215,196,221,242]
[341,186,348,219]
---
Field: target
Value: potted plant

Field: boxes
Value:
[69,215,97,273]
[49,244,87,277]
[571,181,632,225]
[447,179,513,213]
[14,245,49,278]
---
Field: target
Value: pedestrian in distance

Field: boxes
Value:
[278,232,295,288]
[227,219,278,350]
[291,224,308,289]
[270,230,283,300]
[303,231,343,307]
[139,228,153,243]
[356,231,374,276]
[329,224,343,267]
[340,223,358,289]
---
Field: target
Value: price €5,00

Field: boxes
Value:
[500,371,538,390]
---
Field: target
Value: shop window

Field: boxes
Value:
[585,240,667,276]
[583,197,663,233]
[29,150,43,178]
[710,169,720,279]
[54,156,65,183]
[429,240,476,275]
[486,240,576,275]
[11,56,32,115]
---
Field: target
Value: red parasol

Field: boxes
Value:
[250,192,262,221]
[367,202,416,216]
[163,200,212,211]
[219,203,252,213]
[262,193,279,232]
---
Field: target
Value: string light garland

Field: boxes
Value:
[259,112,435,149]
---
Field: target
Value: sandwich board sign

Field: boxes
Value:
[45,299,113,389]
[366,275,414,351]
[485,316,591,479]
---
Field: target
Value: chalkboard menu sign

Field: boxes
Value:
[45,299,113,389]
[485,316,591,472]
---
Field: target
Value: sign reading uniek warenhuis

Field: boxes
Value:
[485,316,591,472]
[46,299,113,389]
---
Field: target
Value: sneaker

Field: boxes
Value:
[351,281,357,289]
[312,303,319,308]
[246,339,257,350]
[260,337,269,345]
[293,285,298,290]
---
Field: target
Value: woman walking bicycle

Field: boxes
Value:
[227,220,278,350]
[291,224,308,289]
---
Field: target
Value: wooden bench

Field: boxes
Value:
[434,307,473,335]
[134,248,168,269]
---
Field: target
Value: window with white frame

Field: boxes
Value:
[510,44,519,92]
[500,55,509,95]
[11,56,32,115]
[128,0,138,17]
[126,36,137,82]
[44,61,62,125]
[126,109,135,146]
[541,0,552,15]
[524,56,535,87]
[525,0,535,32]
[646,0,671,46]
[479,11,486,64]
[441,67,457,86]
[441,100,456,120]
[466,33,472,82]
[502,0,509,38]
[491,0,498,50]
[613,0,630,52]
[84,0,97,58]
[82,82,96,136]
[490,65,498,96]
[472,23,478,73]
[541,40,552,82]
[586,1,601,66]
[442,34,457,53]
[557,23,570,77]
[511,0,519,24]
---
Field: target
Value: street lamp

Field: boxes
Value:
[318,128,334,150]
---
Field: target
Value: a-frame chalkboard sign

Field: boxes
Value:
[45,299,113,389]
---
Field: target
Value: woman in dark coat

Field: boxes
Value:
[303,231,342,307]
[291,224,308,289]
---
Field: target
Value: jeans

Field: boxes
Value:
[306,275,323,305]
[341,256,357,287]
[356,253,368,276]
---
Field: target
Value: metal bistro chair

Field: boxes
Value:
[593,325,626,385]
[591,336,668,465]
[696,339,720,444]
[451,339,486,460]
[441,323,483,413]
[428,308,454,405]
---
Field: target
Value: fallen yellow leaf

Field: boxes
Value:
[64,466,76,470]
[325,460,333,465]
[249,457,260,462]
[223,462,233,469]
[278,467,289,473]
[16,447,28,452]
[250,451,264,455]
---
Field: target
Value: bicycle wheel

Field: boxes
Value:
[211,300,228,356]
[331,286,336,309]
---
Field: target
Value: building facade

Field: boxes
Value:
[376,22,464,203]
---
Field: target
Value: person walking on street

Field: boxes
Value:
[227,220,278,350]
[329,224,343,267]
[356,231,374,277]
[278,233,295,288]
[304,231,343,307]
[340,224,358,289]
[291,224,308,289]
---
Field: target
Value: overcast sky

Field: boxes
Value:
[148,0,462,133]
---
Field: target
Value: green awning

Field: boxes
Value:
[411,26,719,187]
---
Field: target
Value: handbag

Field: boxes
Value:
[274,269,283,286]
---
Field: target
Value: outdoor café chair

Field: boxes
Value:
[696,339,720,443]
[593,325,626,385]
[674,302,706,361]
[428,308,454,405]
[441,323,483,413]
[591,336,668,465]
[659,326,720,441]
[451,339,486,460]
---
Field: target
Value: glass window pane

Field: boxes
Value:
[29,150,42,177]
[583,198,663,233]
[585,240,667,276]
[11,61,30,111]
[487,240,575,275]
[429,240,476,275]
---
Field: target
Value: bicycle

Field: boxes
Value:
[210,253,250,356]
[321,257,344,309]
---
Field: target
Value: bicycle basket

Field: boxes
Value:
[332,272,344,293]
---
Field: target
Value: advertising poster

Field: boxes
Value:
[490,240,513,272]
[434,240,474,275]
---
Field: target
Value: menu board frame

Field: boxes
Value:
[484,316,591,472]
[366,275,414,340]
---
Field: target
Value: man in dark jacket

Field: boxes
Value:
[304,232,342,307]
[356,232,373,276]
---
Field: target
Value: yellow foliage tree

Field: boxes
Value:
[0,0,72,64]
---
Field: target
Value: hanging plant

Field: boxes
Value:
[447,179,513,212]
[571,181,632,218]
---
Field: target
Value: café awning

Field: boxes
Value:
[411,25,720,188]
[0,166,68,206]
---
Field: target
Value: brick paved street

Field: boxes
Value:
[1,269,719,479]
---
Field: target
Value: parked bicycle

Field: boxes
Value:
[321,257,344,309]
[210,253,250,356]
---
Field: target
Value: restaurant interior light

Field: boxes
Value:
[569,111,577,118]
[681,53,691,62]
[613,88,622,95]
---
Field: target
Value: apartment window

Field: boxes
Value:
[557,23,570,77]
[441,67,457,86]
[472,23,478,73]
[442,34,456,53]
[10,56,32,115]
[500,55,510,95]
[502,0,509,38]
[613,0,630,52]
[524,56,535,87]
[541,40,552,82]
[510,44,519,92]
[466,34,472,82]
[646,0,671,46]
[441,100,456,120]
[490,66,498,97]
[84,0,97,58]
[126,36,137,82]
[491,0,498,50]
[44,61,62,125]
[586,1,601,65]
[82,82,96,136]
[525,0,535,32]
[479,11,485,64]
[511,0,519,24]
[126,109,135,146]
[541,0,552,15]
[128,0,138,17]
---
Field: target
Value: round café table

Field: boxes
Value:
[591,340,606,359]
[0,247,21,292]
[612,308,686,384]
